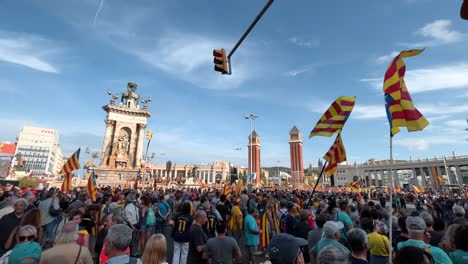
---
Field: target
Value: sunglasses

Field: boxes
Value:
[18,235,35,242]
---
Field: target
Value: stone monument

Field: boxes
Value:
[95,82,152,186]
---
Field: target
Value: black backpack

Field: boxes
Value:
[279,212,287,233]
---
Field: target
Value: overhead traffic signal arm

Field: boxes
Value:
[213,49,230,75]
[462,0,468,20]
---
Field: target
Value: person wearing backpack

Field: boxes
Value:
[156,195,171,235]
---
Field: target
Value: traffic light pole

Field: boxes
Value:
[227,0,275,74]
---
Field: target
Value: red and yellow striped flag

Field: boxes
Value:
[60,148,80,192]
[60,148,81,174]
[436,176,445,184]
[236,180,243,195]
[87,170,98,202]
[309,96,356,137]
[383,50,429,136]
[222,184,231,197]
[323,134,347,177]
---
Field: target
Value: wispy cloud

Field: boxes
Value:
[0,31,61,73]
[285,64,317,77]
[445,119,468,129]
[376,51,399,64]
[288,36,319,48]
[401,19,464,47]
[131,32,258,90]
[417,19,463,44]
[361,63,468,93]
[346,103,468,120]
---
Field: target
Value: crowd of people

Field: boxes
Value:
[0,183,466,264]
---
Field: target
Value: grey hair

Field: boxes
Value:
[107,224,132,251]
[111,213,125,224]
[453,205,465,217]
[347,228,368,251]
[419,212,434,226]
[16,225,37,241]
[56,222,79,244]
[13,198,28,207]
[317,245,350,264]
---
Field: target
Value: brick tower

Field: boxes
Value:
[248,130,261,185]
[289,126,304,188]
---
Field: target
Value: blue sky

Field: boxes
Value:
[1,0,467,168]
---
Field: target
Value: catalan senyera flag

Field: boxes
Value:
[436,176,445,184]
[323,134,347,177]
[60,148,81,192]
[309,96,356,137]
[383,49,429,136]
[87,170,98,202]
[236,180,243,195]
[350,178,361,189]
[222,184,232,197]
[60,148,81,174]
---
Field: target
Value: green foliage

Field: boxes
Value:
[262,167,292,177]
[18,177,40,189]
[261,171,267,186]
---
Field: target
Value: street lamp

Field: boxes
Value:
[244,114,258,183]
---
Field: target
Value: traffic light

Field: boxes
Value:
[213,49,229,74]
[462,0,468,20]
[146,129,152,140]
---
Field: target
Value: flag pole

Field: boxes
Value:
[306,160,328,208]
[389,134,394,264]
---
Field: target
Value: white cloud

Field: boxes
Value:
[445,119,468,129]
[286,64,316,77]
[352,105,386,119]
[416,19,463,45]
[395,135,467,151]
[346,103,468,120]
[361,63,468,93]
[376,51,399,64]
[288,36,319,48]
[0,31,60,73]
[131,32,257,90]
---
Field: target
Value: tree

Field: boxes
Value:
[261,171,267,186]
[18,177,40,189]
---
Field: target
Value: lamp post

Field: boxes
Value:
[244,114,258,184]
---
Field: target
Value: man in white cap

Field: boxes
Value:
[397,216,452,264]
[310,221,350,261]
[267,233,308,264]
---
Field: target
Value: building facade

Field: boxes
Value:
[12,126,63,176]
[314,155,468,189]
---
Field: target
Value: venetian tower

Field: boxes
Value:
[248,130,261,185]
[289,126,304,188]
[97,82,152,184]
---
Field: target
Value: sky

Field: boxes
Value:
[0,0,467,168]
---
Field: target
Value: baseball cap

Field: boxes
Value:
[197,204,205,210]
[9,241,42,264]
[323,221,344,237]
[406,216,426,232]
[268,233,307,264]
